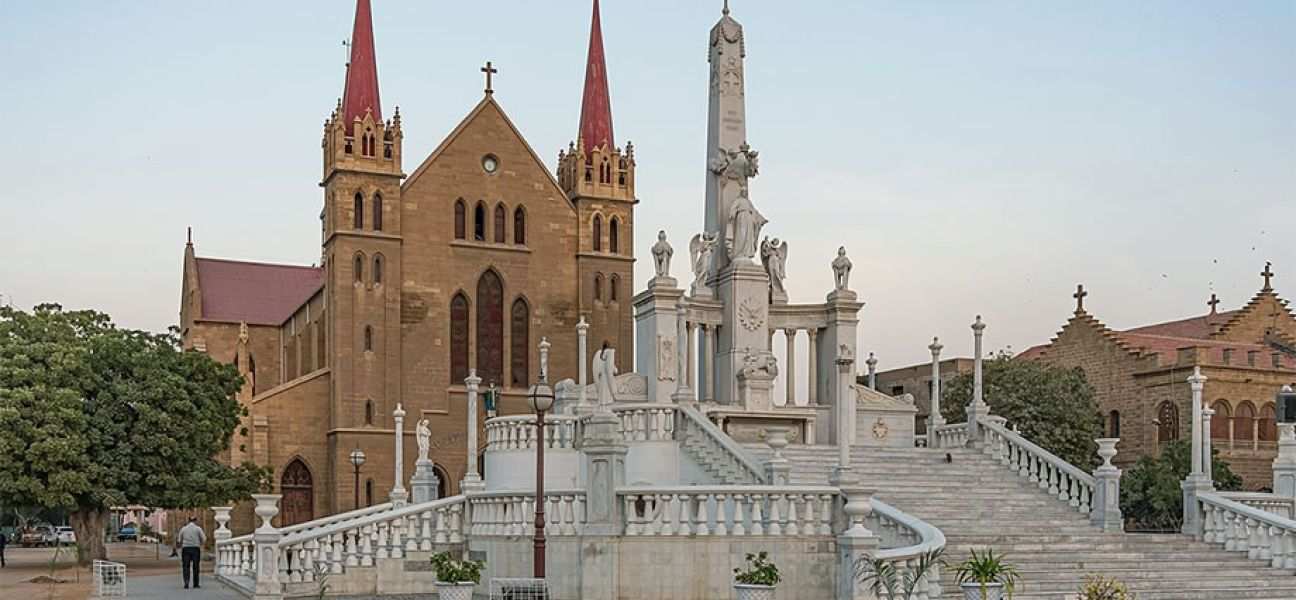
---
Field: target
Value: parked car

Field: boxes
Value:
[117,524,138,542]
[56,526,76,544]
[20,526,56,548]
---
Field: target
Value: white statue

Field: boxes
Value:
[832,246,853,291]
[591,342,618,407]
[416,419,431,462]
[688,231,719,291]
[651,231,673,279]
[709,142,760,196]
[726,187,768,261]
[760,236,787,297]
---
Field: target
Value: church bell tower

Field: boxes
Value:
[558,0,635,371]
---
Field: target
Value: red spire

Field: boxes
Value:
[341,0,382,126]
[578,0,614,154]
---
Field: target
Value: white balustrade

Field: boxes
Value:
[1219,491,1296,520]
[978,417,1093,516]
[216,500,398,581]
[675,404,767,484]
[618,486,836,537]
[869,498,946,600]
[933,423,968,448]
[466,491,586,537]
[485,415,581,451]
[1200,492,1296,569]
[610,403,677,442]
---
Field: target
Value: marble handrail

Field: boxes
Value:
[485,414,582,451]
[869,497,947,599]
[977,417,1095,515]
[932,423,968,448]
[609,403,677,442]
[678,403,768,484]
[618,485,837,537]
[1199,492,1296,568]
[1218,491,1296,520]
[466,490,586,537]
[217,500,396,551]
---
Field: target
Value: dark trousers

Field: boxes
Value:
[1,545,6,567]
[181,547,201,587]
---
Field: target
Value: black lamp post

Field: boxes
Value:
[349,446,366,511]
[526,374,555,578]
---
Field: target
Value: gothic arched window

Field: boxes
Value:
[1261,403,1278,442]
[476,271,504,386]
[514,207,526,245]
[592,215,603,252]
[365,479,374,507]
[610,274,620,302]
[363,325,373,352]
[1108,410,1120,438]
[511,298,530,387]
[373,254,384,285]
[1157,401,1180,443]
[609,217,619,254]
[474,202,487,241]
[280,459,314,526]
[1211,400,1232,440]
[454,200,466,240]
[365,400,374,426]
[450,293,470,383]
[373,194,383,232]
[494,204,506,243]
[354,193,364,229]
[594,273,604,302]
[353,253,365,283]
[1236,401,1257,444]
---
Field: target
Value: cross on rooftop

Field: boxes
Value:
[1263,262,1275,291]
[1208,293,1221,314]
[481,61,498,95]
[1074,284,1088,313]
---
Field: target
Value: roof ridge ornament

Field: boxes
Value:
[1263,261,1275,292]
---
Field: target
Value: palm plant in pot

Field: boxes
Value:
[854,548,944,599]
[953,549,1019,600]
[733,551,781,600]
[430,551,484,600]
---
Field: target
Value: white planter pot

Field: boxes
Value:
[436,581,476,600]
[734,583,777,600]
[960,582,1004,600]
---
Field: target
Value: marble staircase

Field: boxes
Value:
[747,444,1296,599]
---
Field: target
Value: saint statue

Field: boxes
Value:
[726,187,768,261]
[416,419,431,463]
[651,230,673,279]
[689,231,719,290]
[709,142,760,197]
[591,342,618,407]
[832,246,853,291]
[760,236,788,297]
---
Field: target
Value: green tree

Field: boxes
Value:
[942,354,1103,469]
[0,304,269,563]
[1120,439,1242,531]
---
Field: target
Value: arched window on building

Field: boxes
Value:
[373,254,384,285]
[494,204,506,243]
[476,271,504,386]
[609,217,619,254]
[1261,403,1278,442]
[450,293,470,383]
[610,274,620,302]
[1211,400,1232,441]
[364,400,374,426]
[365,479,374,507]
[514,207,526,245]
[1235,401,1257,446]
[433,464,450,500]
[511,298,530,387]
[363,326,374,352]
[1157,401,1179,443]
[353,253,365,283]
[1108,410,1120,438]
[593,273,604,302]
[280,459,314,526]
[454,200,466,240]
[474,203,487,241]
[592,215,603,252]
[373,194,383,232]
[353,193,364,229]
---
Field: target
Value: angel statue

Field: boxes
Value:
[591,341,618,407]
[651,230,673,279]
[709,142,760,196]
[760,236,788,298]
[832,246,853,291]
[689,231,719,292]
[416,418,432,463]
[726,187,768,261]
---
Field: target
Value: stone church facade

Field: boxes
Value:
[1020,266,1296,488]
[178,0,635,531]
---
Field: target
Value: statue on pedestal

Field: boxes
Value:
[760,236,787,298]
[651,231,673,280]
[416,419,431,463]
[726,188,768,261]
[689,231,719,293]
[710,142,759,197]
[832,246,853,291]
[592,342,618,407]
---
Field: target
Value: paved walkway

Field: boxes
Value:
[122,573,241,599]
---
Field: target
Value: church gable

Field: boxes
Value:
[1210,291,1296,346]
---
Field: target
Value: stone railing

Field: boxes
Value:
[1199,492,1296,568]
[618,485,836,536]
[978,417,1094,516]
[1219,491,1296,520]
[932,423,968,448]
[215,500,399,581]
[868,497,947,599]
[485,414,582,451]
[466,490,586,537]
[677,403,767,484]
[611,403,677,442]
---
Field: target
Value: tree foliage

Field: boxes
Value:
[1120,439,1242,531]
[941,354,1103,469]
[0,304,269,562]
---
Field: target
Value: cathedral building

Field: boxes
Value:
[1019,265,1296,488]
[178,0,635,530]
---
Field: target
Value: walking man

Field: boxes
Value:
[178,516,206,589]
[1,530,8,567]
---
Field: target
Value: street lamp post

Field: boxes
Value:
[526,374,555,578]
[349,447,367,511]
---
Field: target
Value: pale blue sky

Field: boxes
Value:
[1,1,1293,370]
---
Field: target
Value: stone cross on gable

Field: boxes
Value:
[481,61,498,95]
[1263,262,1275,291]
[1074,284,1088,314]
[1208,293,1221,314]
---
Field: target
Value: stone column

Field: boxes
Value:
[1274,419,1296,499]
[784,329,797,406]
[687,322,698,394]
[462,370,485,492]
[833,347,856,474]
[1202,408,1215,486]
[865,352,877,390]
[703,324,715,402]
[1182,367,1213,535]
[250,494,283,600]
[672,303,694,402]
[807,328,819,405]
[928,337,945,449]
[1091,438,1123,532]
[966,316,988,447]
[833,484,880,600]
[390,404,408,506]
[577,317,589,407]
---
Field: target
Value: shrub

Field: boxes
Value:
[1078,574,1136,600]
[733,551,781,586]
[954,549,1019,598]
[429,551,484,584]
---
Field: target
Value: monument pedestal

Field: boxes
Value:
[633,278,683,405]
[715,260,772,407]
[411,459,441,503]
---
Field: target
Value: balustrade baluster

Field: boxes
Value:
[450,504,465,543]
[1247,518,1262,559]
[278,546,290,583]
[713,494,728,536]
[389,515,404,559]
[548,496,562,534]
[1270,526,1284,567]
[750,494,765,535]
[733,495,747,535]
[785,494,800,536]
[677,494,694,536]
[375,522,389,560]
[303,543,318,582]
[766,493,783,536]
[435,506,449,543]
[625,495,640,535]
[562,495,577,536]
[695,493,711,536]
[1285,530,1296,569]
[818,494,833,535]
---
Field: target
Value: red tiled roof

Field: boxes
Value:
[194,258,322,326]
[1016,344,1049,360]
[1122,310,1238,339]
[1115,332,1296,369]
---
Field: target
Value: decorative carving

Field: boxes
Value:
[689,231,719,292]
[615,374,648,396]
[657,335,677,382]
[872,418,890,441]
[760,236,787,298]
[738,297,766,332]
[832,246,853,291]
[738,348,779,380]
[710,142,759,197]
[238,321,249,345]
[651,230,673,279]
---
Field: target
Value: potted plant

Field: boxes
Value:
[953,549,1019,600]
[430,551,484,600]
[733,551,781,600]
[1077,574,1135,600]
[855,548,944,599]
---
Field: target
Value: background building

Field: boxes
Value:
[865,358,973,435]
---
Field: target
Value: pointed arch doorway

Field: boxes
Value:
[281,459,314,526]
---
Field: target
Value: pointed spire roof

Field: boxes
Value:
[341,0,382,126]
[577,0,614,153]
